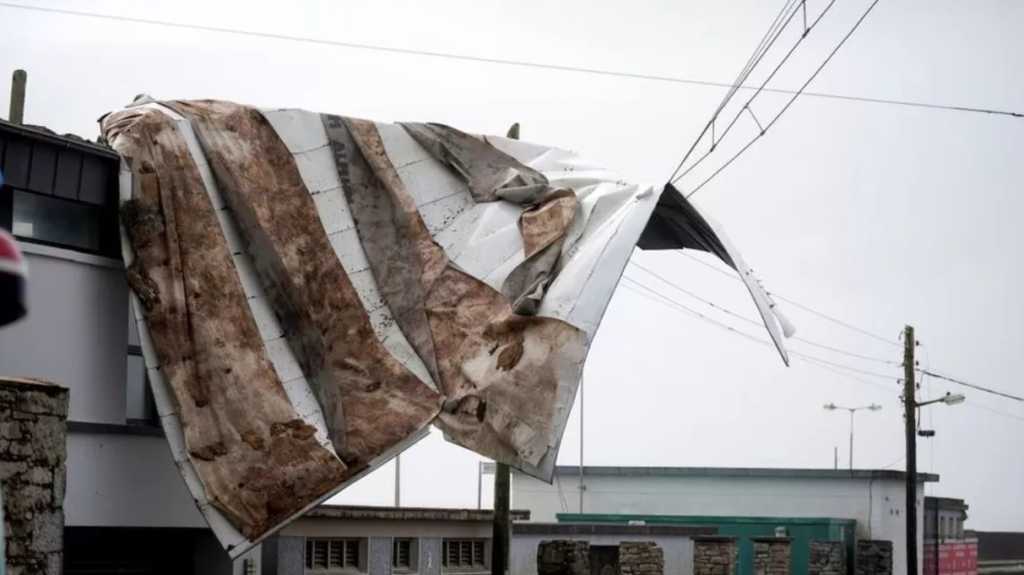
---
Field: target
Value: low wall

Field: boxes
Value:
[0,377,70,575]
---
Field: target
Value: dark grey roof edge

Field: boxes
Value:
[0,119,119,160]
[518,466,939,482]
[307,505,530,522]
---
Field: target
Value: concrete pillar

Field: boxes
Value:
[619,542,665,575]
[753,537,791,575]
[809,541,847,575]
[694,536,738,575]
[537,540,590,575]
[856,540,894,575]
[0,377,69,575]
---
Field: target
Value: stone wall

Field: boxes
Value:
[753,537,791,575]
[810,540,847,575]
[619,541,665,575]
[694,536,738,575]
[856,540,893,575]
[537,540,590,575]
[0,377,70,575]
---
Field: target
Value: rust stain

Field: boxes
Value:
[167,101,441,477]
[102,108,348,540]
[495,335,524,372]
[190,442,228,461]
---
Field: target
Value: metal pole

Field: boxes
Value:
[904,325,919,575]
[477,462,483,510]
[834,446,838,469]
[394,453,401,507]
[579,374,584,514]
[9,70,26,125]
[849,409,855,470]
[491,121,520,575]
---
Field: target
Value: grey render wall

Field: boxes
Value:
[0,249,128,424]
[0,248,203,529]
[512,535,695,575]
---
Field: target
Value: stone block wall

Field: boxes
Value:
[753,537,791,575]
[694,536,738,575]
[537,540,590,575]
[856,540,893,575]
[809,540,847,575]
[619,541,665,575]
[0,377,70,575]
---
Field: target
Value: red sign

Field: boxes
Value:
[924,541,978,575]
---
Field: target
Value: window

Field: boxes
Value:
[305,539,362,572]
[442,540,486,571]
[393,539,413,570]
[126,303,157,425]
[12,191,104,253]
[0,129,119,256]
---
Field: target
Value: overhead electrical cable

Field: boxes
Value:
[620,275,898,380]
[628,260,900,365]
[0,3,1020,119]
[618,278,1024,423]
[917,370,1024,403]
[680,0,884,197]
[670,0,839,183]
[675,251,901,347]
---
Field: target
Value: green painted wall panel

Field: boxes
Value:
[556,514,857,575]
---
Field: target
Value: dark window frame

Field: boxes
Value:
[0,125,121,258]
[304,538,365,573]
[441,539,488,572]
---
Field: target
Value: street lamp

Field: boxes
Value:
[824,402,883,470]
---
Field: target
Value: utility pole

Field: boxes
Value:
[904,324,918,575]
[490,120,520,575]
[9,70,27,125]
[394,454,401,507]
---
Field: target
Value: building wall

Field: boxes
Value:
[512,535,694,575]
[0,247,202,529]
[274,519,499,575]
[514,472,926,575]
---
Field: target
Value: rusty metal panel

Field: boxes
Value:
[100,96,792,559]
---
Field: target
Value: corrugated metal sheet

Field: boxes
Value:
[99,96,792,558]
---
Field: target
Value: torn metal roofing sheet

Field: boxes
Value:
[99,96,792,558]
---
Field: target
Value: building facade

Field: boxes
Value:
[0,120,232,573]
[513,466,939,575]
[264,505,530,575]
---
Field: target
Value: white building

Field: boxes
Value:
[0,121,241,573]
[514,466,938,575]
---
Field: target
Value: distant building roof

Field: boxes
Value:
[521,466,940,483]
[975,531,1024,562]
[925,496,969,511]
[307,505,530,522]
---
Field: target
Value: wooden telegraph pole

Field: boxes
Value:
[903,325,918,575]
[9,70,27,125]
[490,121,520,575]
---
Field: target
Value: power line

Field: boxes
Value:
[1,2,1021,120]
[682,0,884,197]
[668,0,808,182]
[629,260,899,365]
[671,0,839,183]
[620,275,898,380]
[675,251,901,347]
[619,278,1024,423]
[918,369,1024,403]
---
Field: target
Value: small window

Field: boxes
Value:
[393,539,413,569]
[12,191,105,253]
[305,539,361,572]
[442,539,486,571]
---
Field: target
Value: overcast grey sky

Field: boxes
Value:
[2,0,1022,531]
